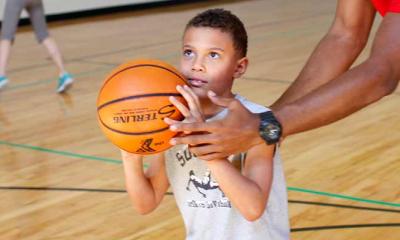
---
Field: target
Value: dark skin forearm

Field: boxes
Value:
[273,0,375,109]
[275,58,397,137]
[275,13,400,137]
[272,30,368,109]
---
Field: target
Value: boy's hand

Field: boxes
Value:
[120,149,143,161]
[164,85,205,132]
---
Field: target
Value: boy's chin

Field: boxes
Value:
[191,87,209,99]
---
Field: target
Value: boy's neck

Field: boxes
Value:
[201,92,235,119]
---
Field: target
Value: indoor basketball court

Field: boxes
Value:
[0,0,399,239]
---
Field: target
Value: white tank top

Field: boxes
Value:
[165,95,290,240]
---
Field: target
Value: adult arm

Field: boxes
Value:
[168,0,400,159]
[272,0,376,108]
[274,10,400,136]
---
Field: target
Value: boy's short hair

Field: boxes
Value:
[185,8,248,57]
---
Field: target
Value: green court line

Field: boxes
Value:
[7,66,114,91]
[0,140,121,164]
[0,140,398,208]
[288,187,400,208]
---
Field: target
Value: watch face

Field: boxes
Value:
[258,111,282,144]
[265,123,280,139]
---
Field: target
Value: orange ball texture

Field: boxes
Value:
[97,59,187,155]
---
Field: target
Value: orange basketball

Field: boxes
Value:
[97,59,187,155]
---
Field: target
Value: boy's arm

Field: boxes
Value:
[121,150,169,215]
[206,143,274,221]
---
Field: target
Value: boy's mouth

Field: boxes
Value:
[188,78,208,87]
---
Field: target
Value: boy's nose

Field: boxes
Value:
[192,59,205,72]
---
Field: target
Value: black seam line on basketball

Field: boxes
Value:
[97,93,183,110]
[99,64,187,94]
[291,223,400,232]
[98,116,171,135]
[289,200,400,213]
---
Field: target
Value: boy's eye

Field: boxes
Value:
[209,52,220,59]
[183,49,193,57]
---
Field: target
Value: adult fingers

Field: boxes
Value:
[195,152,228,161]
[188,144,221,158]
[170,132,217,146]
[170,121,221,133]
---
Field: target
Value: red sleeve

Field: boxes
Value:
[371,0,400,16]
[388,0,400,13]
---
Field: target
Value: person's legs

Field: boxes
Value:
[41,38,74,93]
[0,0,25,89]
[27,0,73,92]
[0,40,11,89]
[41,37,66,74]
[0,40,12,77]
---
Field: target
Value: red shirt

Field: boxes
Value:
[371,0,400,16]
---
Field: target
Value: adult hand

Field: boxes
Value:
[166,91,264,160]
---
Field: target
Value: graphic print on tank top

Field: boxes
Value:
[175,148,232,209]
[186,169,225,198]
[185,168,231,209]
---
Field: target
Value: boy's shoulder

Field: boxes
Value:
[234,94,270,114]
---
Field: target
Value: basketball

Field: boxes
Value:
[97,59,187,155]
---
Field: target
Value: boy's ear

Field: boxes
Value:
[233,57,249,78]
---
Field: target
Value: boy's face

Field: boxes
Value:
[180,27,247,99]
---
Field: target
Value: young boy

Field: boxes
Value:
[121,9,290,240]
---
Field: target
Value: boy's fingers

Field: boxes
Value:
[170,96,190,117]
[184,85,201,108]
[177,85,198,113]
[164,117,180,125]
[183,85,203,121]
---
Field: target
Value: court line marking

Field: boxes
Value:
[4,185,399,232]
[0,185,398,213]
[288,187,400,208]
[5,66,114,91]
[291,223,400,232]
[1,140,399,208]
[289,199,400,213]
[0,140,121,164]
[5,67,292,93]
[7,39,177,74]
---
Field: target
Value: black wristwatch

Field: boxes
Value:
[258,111,282,145]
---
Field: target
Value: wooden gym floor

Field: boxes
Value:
[0,0,399,239]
